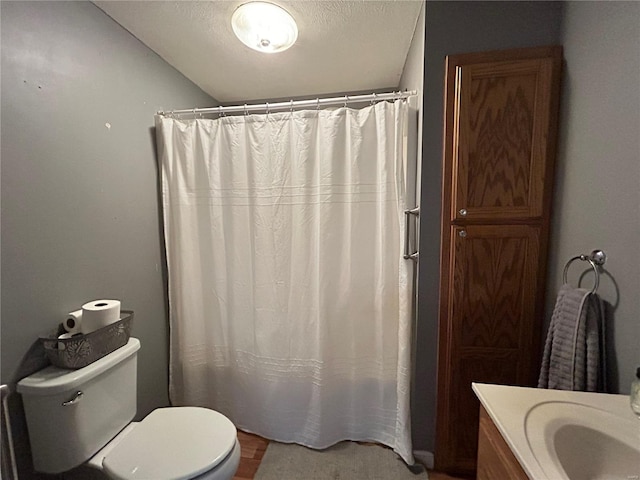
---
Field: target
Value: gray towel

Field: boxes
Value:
[538,284,606,392]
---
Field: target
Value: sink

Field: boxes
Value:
[473,383,640,479]
[525,401,640,480]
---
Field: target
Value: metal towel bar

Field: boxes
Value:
[403,207,419,262]
[562,249,606,294]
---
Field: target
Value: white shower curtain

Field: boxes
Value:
[156,100,414,463]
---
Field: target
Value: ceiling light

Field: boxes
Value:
[231,2,298,53]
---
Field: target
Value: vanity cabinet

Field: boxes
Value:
[477,406,528,480]
[435,46,562,475]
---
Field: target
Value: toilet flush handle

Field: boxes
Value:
[61,391,84,406]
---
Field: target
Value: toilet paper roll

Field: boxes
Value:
[63,310,83,334]
[81,299,121,334]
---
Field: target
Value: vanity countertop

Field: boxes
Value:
[472,383,638,480]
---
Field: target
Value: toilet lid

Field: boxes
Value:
[103,407,237,480]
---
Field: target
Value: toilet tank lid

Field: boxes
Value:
[17,338,140,396]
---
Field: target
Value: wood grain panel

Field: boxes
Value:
[467,70,535,207]
[450,352,520,471]
[450,225,540,349]
[477,406,528,480]
[450,56,558,222]
[437,229,545,473]
[436,45,561,477]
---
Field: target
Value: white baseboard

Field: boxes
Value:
[413,450,434,470]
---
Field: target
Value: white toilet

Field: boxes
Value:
[17,338,241,479]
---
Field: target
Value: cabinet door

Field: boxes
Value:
[436,224,543,473]
[443,47,562,222]
[436,46,561,476]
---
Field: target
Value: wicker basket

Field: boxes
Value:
[40,311,134,369]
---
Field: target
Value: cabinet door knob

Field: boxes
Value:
[458,208,467,216]
[458,230,467,238]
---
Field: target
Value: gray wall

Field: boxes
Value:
[547,1,640,394]
[398,1,426,453]
[399,0,425,210]
[1,1,215,475]
[414,1,563,451]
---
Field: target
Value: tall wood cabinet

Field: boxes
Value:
[435,46,562,475]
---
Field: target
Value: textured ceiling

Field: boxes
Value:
[94,1,423,104]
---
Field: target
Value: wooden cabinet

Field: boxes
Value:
[477,406,528,480]
[450,55,558,222]
[435,46,562,475]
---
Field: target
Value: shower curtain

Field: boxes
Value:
[156,100,414,463]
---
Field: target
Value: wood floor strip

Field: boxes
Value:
[233,431,270,480]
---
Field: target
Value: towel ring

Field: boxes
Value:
[562,249,606,294]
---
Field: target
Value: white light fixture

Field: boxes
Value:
[231,2,298,53]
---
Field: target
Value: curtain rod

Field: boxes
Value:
[158,90,417,117]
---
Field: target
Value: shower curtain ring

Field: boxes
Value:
[290,99,294,113]
[244,104,248,116]
[266,102,270,115]
[344,95,348,108]
[371,93,376,105]
[316,98,320,110]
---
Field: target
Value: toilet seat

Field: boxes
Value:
[102,407,237,480]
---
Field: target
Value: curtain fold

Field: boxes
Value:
[156,100,414,463]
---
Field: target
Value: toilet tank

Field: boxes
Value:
[17,337,140,474]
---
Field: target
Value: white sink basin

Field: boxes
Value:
[473,383,640,480]
[525,401,640,480]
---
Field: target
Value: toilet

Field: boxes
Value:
[17,338,240,479]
